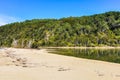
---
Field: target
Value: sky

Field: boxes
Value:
[0,0,120,25]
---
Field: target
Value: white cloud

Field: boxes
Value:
[0,14,22,26]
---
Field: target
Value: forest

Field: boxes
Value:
[0,11,120,48]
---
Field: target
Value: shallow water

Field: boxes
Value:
[48,48,120,63]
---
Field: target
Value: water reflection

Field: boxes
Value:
[49,48,120,63]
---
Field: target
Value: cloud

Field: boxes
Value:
[0,14,22,26]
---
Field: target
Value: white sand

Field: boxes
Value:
[0,48,120,80]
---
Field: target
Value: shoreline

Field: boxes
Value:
[40,46,120,49]
[0,48,120,80]
[1,46,120,50]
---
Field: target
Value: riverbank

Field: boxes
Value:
[0,48,120,80]
[41,46,120,49]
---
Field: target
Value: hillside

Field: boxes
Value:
[0,11,120,48]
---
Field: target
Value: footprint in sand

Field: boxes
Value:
[94,70,104,77]
[115,74,120,77]
[58,67,71,71]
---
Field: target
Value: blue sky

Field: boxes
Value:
[0,0,120,25]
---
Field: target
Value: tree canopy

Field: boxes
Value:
[0,11,120,48]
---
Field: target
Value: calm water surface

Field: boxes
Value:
[48,48,120,63]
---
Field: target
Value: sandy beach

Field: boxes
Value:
[0,48,120,80]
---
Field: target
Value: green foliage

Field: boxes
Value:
[0,11,120,48]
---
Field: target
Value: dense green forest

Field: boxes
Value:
[0,11,120,48]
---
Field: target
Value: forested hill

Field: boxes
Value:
[0,11,120,48]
